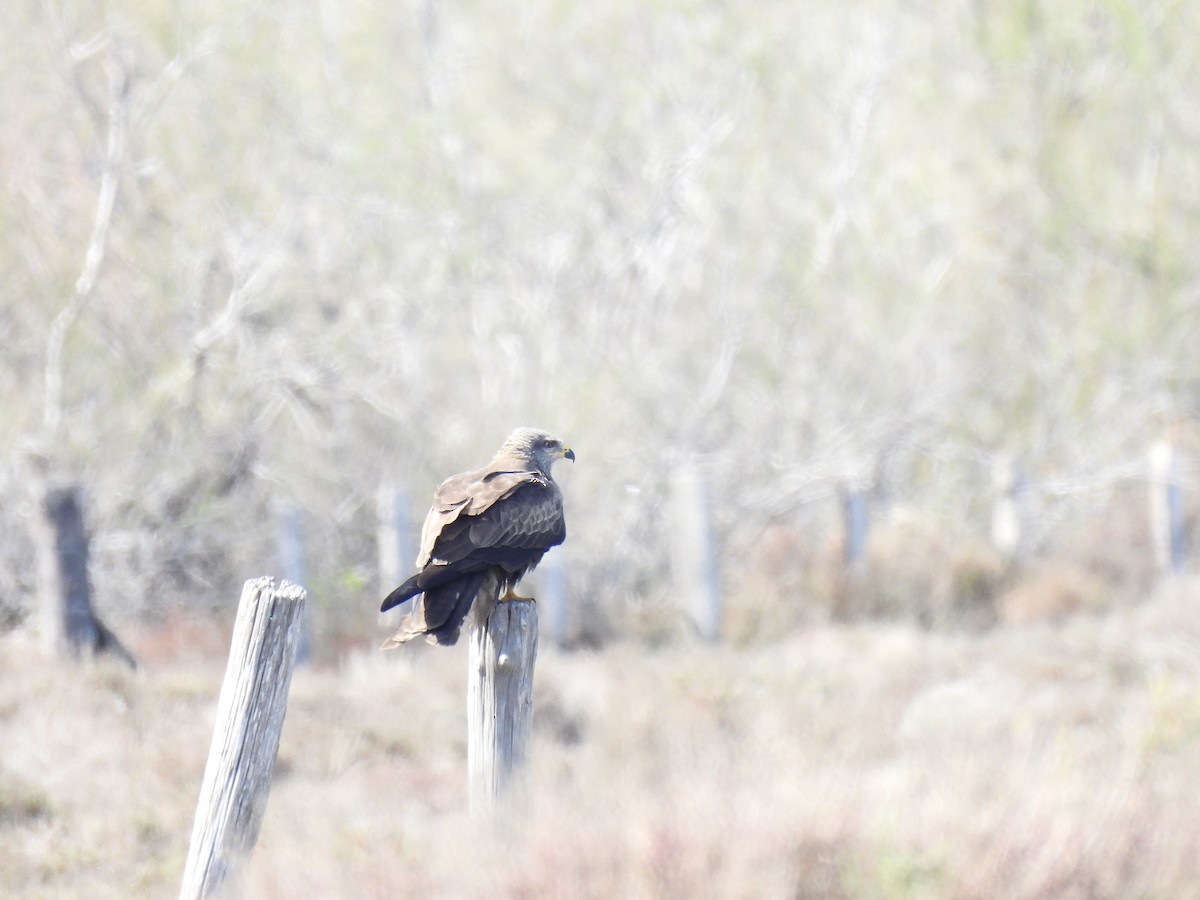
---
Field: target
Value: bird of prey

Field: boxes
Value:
[380,427,574,647]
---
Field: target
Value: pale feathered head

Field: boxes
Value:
[498,427,575,476]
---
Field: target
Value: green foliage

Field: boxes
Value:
[1144,671,1200,756]
[0,779,51,826]
[847,843,946,900]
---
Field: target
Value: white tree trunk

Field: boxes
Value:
[670,459,722,641]
[1149,441,1185,573]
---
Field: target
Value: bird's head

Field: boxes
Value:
[502,427,575,475]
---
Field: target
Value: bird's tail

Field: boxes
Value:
[380,573,423,613]
[381,571,493,648]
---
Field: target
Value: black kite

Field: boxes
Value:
[380,427,574,646]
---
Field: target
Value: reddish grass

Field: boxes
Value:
[3,580,1200,898]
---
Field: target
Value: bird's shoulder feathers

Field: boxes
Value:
[416,465,553,567]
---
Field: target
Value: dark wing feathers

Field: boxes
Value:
[379,470,566,634]
[420,570,489,635]
[414,468,536,567]
[381,570,494,647]
[467,480,565,551]
[425,477,561,560]
[379,573,422,612]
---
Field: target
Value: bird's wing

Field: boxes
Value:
[467,478,566,552]
[382,570,497,648]
[431,476,563,561]
[415,468,550,567]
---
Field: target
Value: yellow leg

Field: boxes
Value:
[499,586,535,602]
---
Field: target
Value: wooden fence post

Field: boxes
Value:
[1149,441,1185,573]
[841,483,869,569]
[274,503,311,664]
[467,600,538,818]
[669,459,722,642]
[376,483,416,608]
[180,577,307,900]
[537,551,569,649]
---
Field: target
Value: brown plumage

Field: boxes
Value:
[380,427,574,647]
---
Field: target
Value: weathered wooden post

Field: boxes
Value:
[1149,441,1185,573]
[669,458,722,641]
[180,577,307,900]
[467,600,538,818]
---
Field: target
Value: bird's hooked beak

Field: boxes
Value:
[562,446,576,462]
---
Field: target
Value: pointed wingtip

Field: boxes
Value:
[380,629,458,649]
[426,629,459,647]
[381,626,423,650]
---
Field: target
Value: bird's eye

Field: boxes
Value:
[543,439,556,448]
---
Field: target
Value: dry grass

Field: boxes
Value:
[4,581,1200,898]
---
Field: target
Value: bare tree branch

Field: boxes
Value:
[41,49,129,440]
[809,39,886,279]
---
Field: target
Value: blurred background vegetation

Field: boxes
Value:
[2,0,1198,652]
[7,4,1200,898]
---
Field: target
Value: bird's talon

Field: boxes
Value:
[500,590,535,603]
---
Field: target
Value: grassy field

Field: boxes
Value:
[3,581,1200,899]
[4,3,1199,895]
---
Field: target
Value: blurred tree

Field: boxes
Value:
[1,0,1198,646]
[33,479,135,667]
